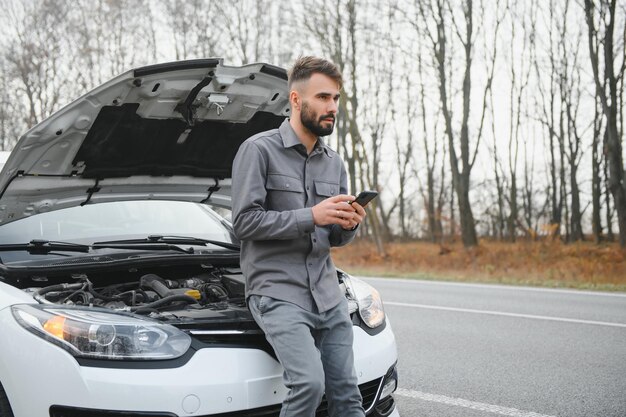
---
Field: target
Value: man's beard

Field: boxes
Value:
[301,101,335,137]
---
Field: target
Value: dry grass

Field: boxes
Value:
[331,239,626,292]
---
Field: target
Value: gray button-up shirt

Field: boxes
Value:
[231,119,357,313]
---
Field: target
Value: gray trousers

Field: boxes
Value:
[248,295,365,417]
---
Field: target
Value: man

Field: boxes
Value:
[231,56,367,417]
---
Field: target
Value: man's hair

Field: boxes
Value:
[288,56,343,90]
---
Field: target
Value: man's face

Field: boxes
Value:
[295,73,340,137]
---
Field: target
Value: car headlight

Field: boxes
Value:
[343,275,385,328]
[11,304,191,360]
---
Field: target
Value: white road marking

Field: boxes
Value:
[385,301,626,328]
[361,276,626,298]
[395,388,556,417]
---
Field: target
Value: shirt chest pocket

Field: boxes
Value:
[314,180,340,204]
[266,174,305,211]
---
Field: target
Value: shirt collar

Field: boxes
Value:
[279,119,334,158]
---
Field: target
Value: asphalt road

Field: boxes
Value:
[361,277,626,417]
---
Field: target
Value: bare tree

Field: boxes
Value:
[393,71,415,240]
[213,0,281,64]
[504,0,533,241]
[553,0,586,242]
[414,0,500,247]
[162,0,220,61]
[487,85,507,239]
[360,50,393,244]
[591,86,605,242]
[584,0,626,246]
[416,56,444,243]
[534,0,566,239]
[0,57,24,150]
[69,0,158,91]
[1,0,73,128]
[397,0,448,242]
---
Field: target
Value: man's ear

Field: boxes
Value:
[289,90,301,111]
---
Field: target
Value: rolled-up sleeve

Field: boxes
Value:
[232,140,315,241]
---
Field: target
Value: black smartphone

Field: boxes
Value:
[350,190,378,207]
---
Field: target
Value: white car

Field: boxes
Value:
[0,59,399,417]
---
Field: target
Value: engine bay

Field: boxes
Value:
[17,262,249,321]
[3,255,354,331]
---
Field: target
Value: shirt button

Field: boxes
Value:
[308,263,313,266]
[311,288,315,292]
[313,238,317,243]
[285,183,290,188]
[306,186,310,190]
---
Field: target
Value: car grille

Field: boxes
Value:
[357,377,383,411]
[49,406,175,417]
[190,330,277,359]
[374,395,396,416]
[207,377,382,417]
[49,378,383,417]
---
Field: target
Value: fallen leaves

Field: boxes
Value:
[331,239,626,291]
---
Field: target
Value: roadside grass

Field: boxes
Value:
[331,239,626,292]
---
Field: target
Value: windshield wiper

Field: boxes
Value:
[93,235,240,251]
[0,237,226,256]
[91,242,195,254]
[0,239,91,253]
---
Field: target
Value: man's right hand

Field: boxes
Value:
[312,194,361,228]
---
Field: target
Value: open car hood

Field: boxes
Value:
[0,59,289,225]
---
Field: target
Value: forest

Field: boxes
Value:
[0,0,625,256]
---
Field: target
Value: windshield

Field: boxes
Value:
[0,200,236,245]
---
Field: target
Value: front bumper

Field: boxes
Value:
[0,307,399,417]
[49,379,398,416]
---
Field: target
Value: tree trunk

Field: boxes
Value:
[433,0,478,247]
[584,0,626,246]
[591,123,603,242]
[457,173,478,246]
[605,156,615,241]
[508,176,518,242]
[570,165,584,241]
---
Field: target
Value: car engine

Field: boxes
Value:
[24,267,247,317]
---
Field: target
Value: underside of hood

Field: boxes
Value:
[74,103,284,179]
[0,59,290,225]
